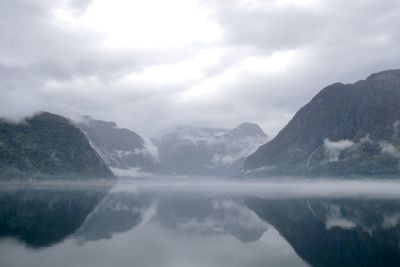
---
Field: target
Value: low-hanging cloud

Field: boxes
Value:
[324,139,355,162]
[379,141,400,158]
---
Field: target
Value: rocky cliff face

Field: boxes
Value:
[156,123,268,176]
[77,116,158,173]
[0,112,114,179]
[243,69,400,177]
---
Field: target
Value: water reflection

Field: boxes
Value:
[76,192,152,241]
[1,180,400,267]
[247,198,400,267]
[0,184,111,247]
[74,192,271,243]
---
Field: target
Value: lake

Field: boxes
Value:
[1,177,400,267]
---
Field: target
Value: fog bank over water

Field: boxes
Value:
[110,178,400,198]
[3,177,400,198]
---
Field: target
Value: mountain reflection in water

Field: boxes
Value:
[1,179,400,267]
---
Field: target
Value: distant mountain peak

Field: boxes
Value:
[81,116,118,128]
[172,125,228,137]
[228,123,267,138]
[156,123,269,176]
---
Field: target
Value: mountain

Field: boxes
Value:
[243,69,400,177]
[0,112,114,179]
[156,123,268,176]
[77,116,158,173]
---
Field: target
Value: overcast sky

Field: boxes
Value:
[0,0,399,137]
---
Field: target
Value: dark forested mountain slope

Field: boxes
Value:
[243,69,400,177]
[0,112,114,179]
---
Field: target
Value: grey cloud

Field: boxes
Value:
[213,3,325,51]
[210,0,400,52]
[0,0,198,128]
[1,0,400,137]
[197,0,400,133]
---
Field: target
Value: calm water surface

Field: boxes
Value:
[1,178,400,267]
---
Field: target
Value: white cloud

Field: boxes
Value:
[209,135,268,168]
[110,167,155,178]
[76,0,222,49]
[142,138,160,162]
[323,139,355,162]
[325,205,357,230]
[379,141,400,158]
[326,217,357,230]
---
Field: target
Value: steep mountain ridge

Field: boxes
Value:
[77,116,159,173]
[0,112,114,179]
[243,69,400,177]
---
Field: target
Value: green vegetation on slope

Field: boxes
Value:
[0,112,114,179]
